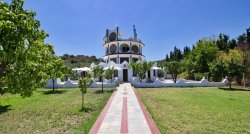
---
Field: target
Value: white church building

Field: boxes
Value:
[89,26,158,82]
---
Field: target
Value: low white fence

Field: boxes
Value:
[44,78,117,88]
[44,77,229,88]
[132,77,229,88]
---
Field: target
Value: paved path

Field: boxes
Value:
[89,83,160,134]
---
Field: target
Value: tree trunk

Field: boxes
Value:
[139,75,142,83]
[172,73,177,83]
[82,88,84,109]
[229,79,232,90]
[0,62,8,86]
[101,76,103,93]
[243,73,246,87]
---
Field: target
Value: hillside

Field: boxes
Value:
[60,54,103,68]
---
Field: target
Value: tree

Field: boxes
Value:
[169,46,183,61]
[78,72,93,110]
[228,39,237,49]
[93,65,105,92]
[46,57,68,92]
[210,49,244,88]
[0,0,61,97]
[183,46,191,57]
[129,61,153,82]
[165,54,170,62]
[191,39,219,73]
[157,69,164,78]
[180,55,197,79]
[216,33,229,51]
[129,61,141,80]
[165,61,181,83]
[237,28,250,87]
[225,60,243,89]
[209,61,226,82]
[143,62,154,82]
[93,65,103,81]
[105,66,114,82]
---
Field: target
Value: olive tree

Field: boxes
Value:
[165,61,181,83]
[93,65,103,82]
[105,66,114,82]
[225,60,243,89]
[129,61,153,82]
[46,57,69,92]
[209,49,244,89]
[78,72,93,109]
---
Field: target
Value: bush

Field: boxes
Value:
[194,73,203,81]
[157,70,164,78]
[105,67,114,81]
[179,72,193,79]
[115,81,120,87]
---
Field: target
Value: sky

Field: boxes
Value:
[6,0,250,61]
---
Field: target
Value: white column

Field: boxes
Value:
[117,42,119,53]
[130,42,132,53]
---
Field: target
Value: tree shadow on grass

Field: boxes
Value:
[0,105,12,114]
[40,90,68,95]
[79,107,93,113]
[219,87,250,92]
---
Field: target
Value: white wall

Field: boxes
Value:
[44,77,229,88]
[44,78,118,88]
[128,69,133,82]
[132,78,229,88]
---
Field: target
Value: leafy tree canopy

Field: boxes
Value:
[0,0,67,97]
[165,61,181,83]
[187,39,219,73]
[129,61,153,82]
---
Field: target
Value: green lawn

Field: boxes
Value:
[0,88,113,134]
[137,87,250,134]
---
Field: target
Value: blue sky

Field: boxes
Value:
[9,0,250,61]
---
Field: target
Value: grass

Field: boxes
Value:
[0,88,113,134]
[137,87,250,134]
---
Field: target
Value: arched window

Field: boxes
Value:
[114,70,118,77]
[132,45,139,54]
[109,32,116,41]
[120,44,130,53]
[110,44,117,54]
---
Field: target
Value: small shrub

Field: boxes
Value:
[115,81,120,87]
[105,67,114,82]
[179,72,193,79]
[157,70,164,78]
[194,73,203,81]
